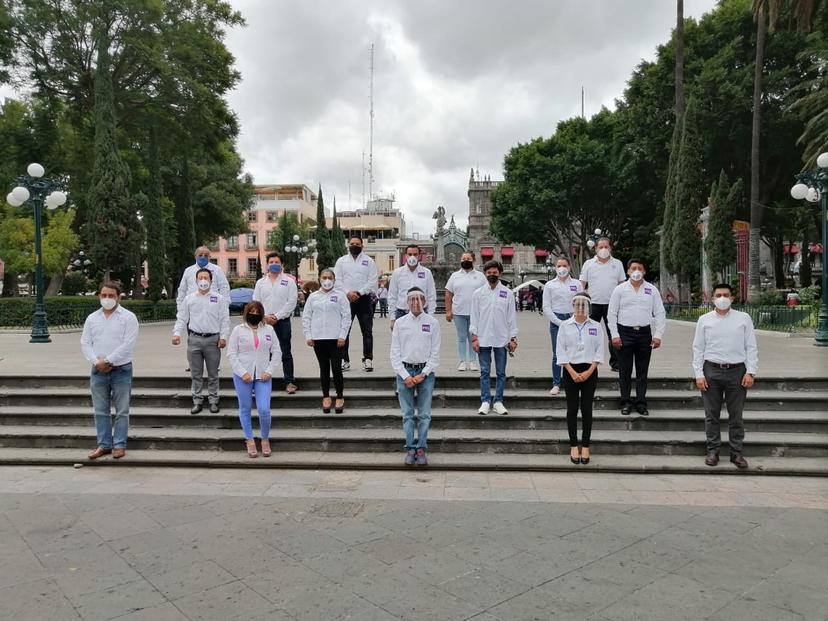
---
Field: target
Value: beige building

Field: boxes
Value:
[332,197,407,278]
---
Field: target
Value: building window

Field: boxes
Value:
[228,258,238,276]
[368,255,376,262]
[209,258,218,265]
[266,211,278,222]
[247,257,258,275]
[226,235,238,249]
[308,257,316,272]
[247,211,257,223]
[247,233,257,248]
[501,255,513,265]
[388,256,395,272]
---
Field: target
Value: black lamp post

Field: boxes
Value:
[790,151,828,346]
[6,163,68,343]
[283,234,317,279]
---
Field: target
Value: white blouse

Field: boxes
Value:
[555,318,605,366]
[302,290,352,341]
[227,323,281,379]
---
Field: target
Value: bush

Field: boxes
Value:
[0,297,177,328]
[230,279,255,289]
[61,272,90,297]
[797,285,821,307]
[755,288,783,306]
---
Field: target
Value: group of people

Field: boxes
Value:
[80,235,759,469]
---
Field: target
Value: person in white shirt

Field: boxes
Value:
[579,237,626,371]
[542,256,584,395]
[172,268,230,414]
[80,282,140,460]
[608,258,666,416]
[376,281,389,317]
[388,244,437,324]
[556,292,604,465]
[470,260,518,415]
[227,301,282,458]
[692,283,758,469]
[333,235,379,372]
[390,287,441,466]
[302,268,351,413]
[253,252,298,393]
[445,251,487,372]
[176,246,230,308]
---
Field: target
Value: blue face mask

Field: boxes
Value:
[196,256,209,268]
[268,263,282,274]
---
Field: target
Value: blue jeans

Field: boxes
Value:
[232,374,272,440]
[90,363,133,449]
[549,313,572,387]
[453,314,476,363]
[395,368,435,450]
[478,346,507,404]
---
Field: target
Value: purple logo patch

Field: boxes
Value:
[265,334,272,341]
[280,280,288,286]
[209,296,218,303]
[417,272,426,279]
[588,328,598,336]
[361,260,369,266]
[498,290,508,298]
[330,295,338,302]
[644,287,652,295]
[421,324,431,333]
[569,285,578,292]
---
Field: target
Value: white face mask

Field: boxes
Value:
[197,279,211,291]
[713,296,732,310]
[406,255,419,267]
[597,248,610,260]
[629,270,643,282]
[556,266,569,278]
[321,279,334,291]
[100,297,117,310]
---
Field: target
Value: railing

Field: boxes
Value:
[666,304,818,333]
[0,298,178,330]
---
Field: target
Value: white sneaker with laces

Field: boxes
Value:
[477,401,491,415]
[492,401,509,415]
[341,361,351,371]
[468,361,479,372]
[457,361,467,372]
[549,386,560,396]
[363,359,373,372]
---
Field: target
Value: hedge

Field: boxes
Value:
[0,297,177,328]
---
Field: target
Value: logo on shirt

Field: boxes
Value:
[644,287,652,295]
[498,290,508,298]
[330,296,338,302]
[417,272,425,279]
[209,296,218,303]
[265,334,272,341]
[588,328,598,336]
[569,285,578,292]
[421,324,431,333]
[361,260,369,266]
[280,280,288,287]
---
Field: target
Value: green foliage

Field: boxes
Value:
[313,186,336,273]
[0,208,78,276]
[755,287,784,305]
[145,125,166,301]
[61,271,90,296]
[662,122,683,275]
[230,279,255,289]
[0,296,177,327]
[268,211,314,276]
[797,284,821,306]
[172,157,196,283]
[705,170,740,279]
[330,198,346,261]
[790,32,828,165]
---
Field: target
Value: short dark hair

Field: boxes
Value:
[483,260,503,273]
[555,256,570,266]
[596,236,612,246]
[407,286,424,295]
[626,258,645,270]
[712,283,733,295]
[196,268,212,280]
[462,250,475,259]
[405,244,420,253]
[349,235,363,243]
[265,252,282,262]
[100,281,122,296]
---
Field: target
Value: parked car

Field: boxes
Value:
[229,287,254,314]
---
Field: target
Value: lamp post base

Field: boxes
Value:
[815,306,828,346]
[30,309,51,343]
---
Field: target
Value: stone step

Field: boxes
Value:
[0,425,826,457]
[0,448,825,477]
[2,406,826,434]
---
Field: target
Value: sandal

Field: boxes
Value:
[334,398,345,414]
[261,438,271,458]
[322,397,332,413]
[245,439,258,458]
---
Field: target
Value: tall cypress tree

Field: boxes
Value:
[330,197,346,260]
[86,25,143,282]
[313,185,336,272]
[662,121,682,276]
[145,124,166,300]
[705,170,739,282]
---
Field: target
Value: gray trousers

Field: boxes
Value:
[188,334,221,405]
[701,362,747,455]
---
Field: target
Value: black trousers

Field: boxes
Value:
[343,295,374,362]
[313,339,344,397]
[617,325,652,408]
[562,362,597,447]
[701,362,747,455]
[589,303,617,368]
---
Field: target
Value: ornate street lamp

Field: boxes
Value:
[6,163,68,343]
[283,234,317,278]
[585,228,607,251]
[790,151,828,346]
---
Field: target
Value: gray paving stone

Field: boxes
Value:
[69,577,167,621]
[326,517,395,545]
[108,602,190,621]
[145,559,236,600]
[376,581,485,621]
[171,580,283,621]
[242,560,329,604]
[51,557,144,598]
[80,508,162,541]
[742,577,828,620]
[705,597,809,621]
[277,580,375,619]
[0,541,48,588]
[436,567,528,608]
[391,549,479,587]
[355,533,429,564]
[0,578,81,621]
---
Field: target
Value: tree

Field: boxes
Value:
[172,156,196,284]
[791,32,828,165]
[330,198,346,261]
[313,185,336,273]
[706,170,741,280]
[267,211,312,277]
[144,124,166,300]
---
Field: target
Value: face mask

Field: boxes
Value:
[629,270,643,282]
[321,279,334,291]
[713,296,732,311]
[486,274,499,284]
[246,314,262,326]
[349,245,362,257]
[597,248,610,260]
[556,266,569,278]
[406,255,419,267]
[268,263,282,274]
[100,297,117,310]
[196,256,209,268]
[197,280,211,291]
[460,260,473,270]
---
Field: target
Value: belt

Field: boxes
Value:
[403,362,426,370]
[705,361,745,370]
[618,324,650,332]
[188,330,218,338]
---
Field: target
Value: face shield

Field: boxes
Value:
[572,294,591,317]
[407,290,426,315]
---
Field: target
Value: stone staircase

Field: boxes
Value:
[0,374,826,475]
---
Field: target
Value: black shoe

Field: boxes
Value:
[620,405,633,416]
[580,456,590,465]
[209,403,219,414]
[610,366,620,372]
[705,451,720,466]
[730,454,748,469]
[636,405,649,416]
[190,403,203,415]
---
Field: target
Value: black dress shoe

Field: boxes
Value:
[730,454,748,469]
[705,452,719,466]
[190,403,203,415]
[209,403,219,413]
[610,366,620,372]
[620,405,633,416]
[580,456,590,465]
[636,406,649,416]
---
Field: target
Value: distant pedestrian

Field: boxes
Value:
[692,283,758,469]
[444,251,486,372]
[80,282,139,460]
[579,237,626,371]
[377,282,389,317]
[227,301,281,458]
[542,256,584,396]
[333,235,379,372]
[388,244,437,324]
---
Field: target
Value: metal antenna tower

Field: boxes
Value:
[368,43,375,203]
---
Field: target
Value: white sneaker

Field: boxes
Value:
[363,359,373,372]
[341,361,351,371]
[468,361,479,372]
[493,402,509,415]
[549,386,560,396]
[457,361,468,372]
[477,402,491,416]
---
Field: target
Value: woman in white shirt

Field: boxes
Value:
[302,269,352,413]
[556,292,604,465]
[227,301,281,458]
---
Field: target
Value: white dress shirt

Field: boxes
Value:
[542,277,584,326]
[692,309,759,377]
[555,318,605,366]
[177,263,230,308]
[80,305,140,366]
[445,268,487,316]
[579,257,626,304]
[470,282,518,348]
[227,323,281,379]
[253,274,298,320]
[388,264,437,311]
[390,311,441,380]
[173,291,230,339]
[333,253,378,297]
[607,280,667,339]
[302,290,352,341]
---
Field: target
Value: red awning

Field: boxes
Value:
[480,247,494,256]
[783,243,800,255]
[534,249,549,257]
[810,243,824,254]
[500,247,515,257]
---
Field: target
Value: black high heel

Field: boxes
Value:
[580,449,590,465]
[334,398,345,414]
[570,448,580,465]
[322,398,332,413]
